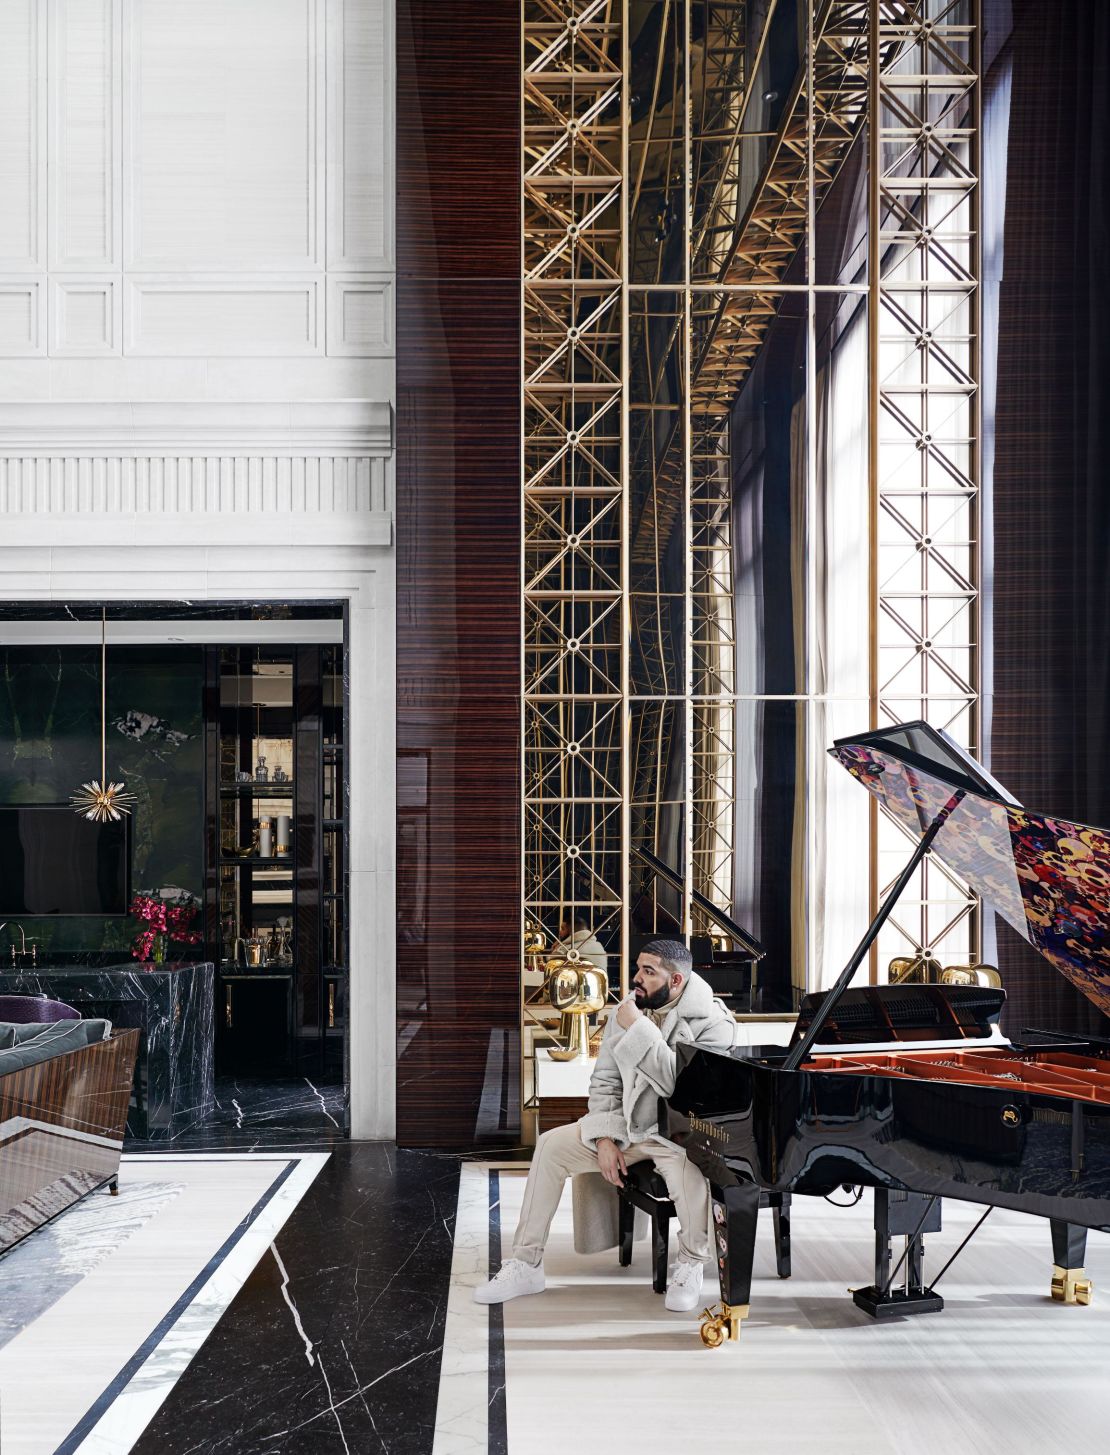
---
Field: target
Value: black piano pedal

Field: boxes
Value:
[852,1189,944,1321]
[1050,1219,1093,1305]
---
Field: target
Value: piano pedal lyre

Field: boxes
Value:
[699,1302,749,1348]
[1051,1265,1093,1305]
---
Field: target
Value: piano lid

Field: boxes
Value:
[830,721,1110,1017]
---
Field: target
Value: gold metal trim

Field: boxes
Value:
[700,1300,749,1347]
[1051,1265,1093,1306]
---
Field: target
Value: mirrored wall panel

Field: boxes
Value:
[522,0,982,1083]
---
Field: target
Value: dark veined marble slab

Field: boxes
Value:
[131,1143,460,1455]
[0,962,214,1140]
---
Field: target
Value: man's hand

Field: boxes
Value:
[596,1137,628,1186]
[616,995,641,1029]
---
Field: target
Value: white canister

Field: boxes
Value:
[259,817,273,858]
[276,814,291,856]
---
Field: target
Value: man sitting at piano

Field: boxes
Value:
[475,938,734,1312]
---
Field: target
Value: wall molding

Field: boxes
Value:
[326,0,393,271]
[0,280,45,356]
[124,276,323,357]
[0,400,392,455]
[49,274,121,355]
[326,275,393,356]
[122,0,326,273]
[0,545,397,1142]
[49,0,121,270]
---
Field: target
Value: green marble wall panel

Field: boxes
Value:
[0,647,204,955]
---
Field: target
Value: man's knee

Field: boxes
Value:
[533,1121,582,1171]
[652,1147,708,1199]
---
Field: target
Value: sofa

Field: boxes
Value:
[0,1010,140,1257]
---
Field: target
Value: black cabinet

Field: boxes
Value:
[216,973,294,1071]
[205,645,346,1077]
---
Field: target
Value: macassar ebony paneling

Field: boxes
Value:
[396,0,519,280]
[396,280,521,1148]
[991,0,1110,1037]
[397,0,521,1148]
[0,1030,138,1254]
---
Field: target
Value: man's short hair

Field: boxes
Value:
[639,938,693,979]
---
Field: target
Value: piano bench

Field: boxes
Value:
[616,1162,792,1292]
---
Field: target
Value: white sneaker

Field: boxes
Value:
[664,1259,704,1312]
[473,1258,546,1305]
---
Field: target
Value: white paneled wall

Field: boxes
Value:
[0,0,392,374]
[0,0,396,1139]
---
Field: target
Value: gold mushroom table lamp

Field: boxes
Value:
[544,957,608,1062]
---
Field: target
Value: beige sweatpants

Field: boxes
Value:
[511,1121,711,1268]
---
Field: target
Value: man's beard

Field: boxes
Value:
[634,982,672,1011]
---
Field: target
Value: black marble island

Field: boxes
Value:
[0,961,214,1140]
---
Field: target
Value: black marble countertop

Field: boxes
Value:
[0,962,211,1000]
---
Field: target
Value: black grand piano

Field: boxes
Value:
[665,721,1110,1346]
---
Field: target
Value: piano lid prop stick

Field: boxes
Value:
[927,1206,993,1289]
[784,787,966,1072]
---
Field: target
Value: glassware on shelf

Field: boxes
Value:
[254,755,269,783]
[273,765,289,783]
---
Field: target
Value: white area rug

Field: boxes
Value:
[0,1151,326,1455]
[437,1163,1110,1455]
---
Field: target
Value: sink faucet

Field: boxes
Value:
[0,923,36,967]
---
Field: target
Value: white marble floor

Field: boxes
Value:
[0,1151,326,1455]
[436,1163,1110,1455]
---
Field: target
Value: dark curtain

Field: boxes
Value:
[991,0,1110,1034]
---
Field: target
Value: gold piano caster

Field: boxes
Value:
[699,1302,749,1348]
[1051,1265,1093,1305]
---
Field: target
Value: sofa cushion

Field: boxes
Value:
[0,1019,114,1076]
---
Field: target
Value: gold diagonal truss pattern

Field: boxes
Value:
[873,0,980,972]
[524,1,627,988]
[523,0,982,1072]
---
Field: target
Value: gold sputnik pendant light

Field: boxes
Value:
[71,608,136,823]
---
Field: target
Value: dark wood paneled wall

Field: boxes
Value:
[991,0,1110,1034]
[396,2,522,1146]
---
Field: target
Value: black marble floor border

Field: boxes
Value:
[131,1145,461,1453]
[488,1170,507,1454]
[55,1157,300,1454]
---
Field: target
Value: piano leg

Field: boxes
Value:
[650,1206,669,1294]
[1050,1219,1093,1305]
[770,1192,792,1278]
[700,1180,759,1348]
[617,1189,634,1269]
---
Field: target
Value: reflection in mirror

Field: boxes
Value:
[727,292,806,695]
[630,700,685,938]
[629,291,685,696]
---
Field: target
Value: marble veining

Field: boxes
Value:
[133,1075,347,1152]
[130,1145,461,1454]
[0,1153,326,1455]
[0,962,215,1140]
